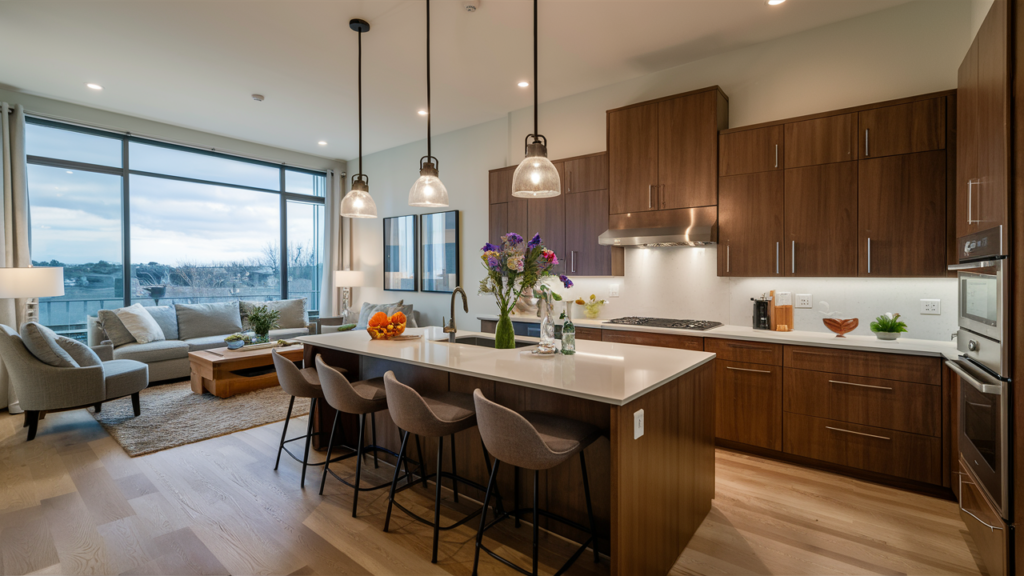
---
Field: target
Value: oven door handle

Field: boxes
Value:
[946,361,1003,396]
[959,473,1004,532]
[948,259,1003,271]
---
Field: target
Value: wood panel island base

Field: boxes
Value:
[295,328,716,576]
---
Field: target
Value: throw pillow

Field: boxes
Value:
[20,322,78,368]
[175,301,243,340]
[240,298,308,330]
[56,336,102,367]
[355,300,403,329]
[115,303,166,344]
[395,304,417,327]
[145,306,179,341]
[97,309,137,347]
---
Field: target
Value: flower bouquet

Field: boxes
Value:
[479,233,571,349]
[367,310,407,340]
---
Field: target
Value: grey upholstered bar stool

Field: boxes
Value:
[271,349,330,488]
[315,356,423,517]
[472,389,602,576]
[382,371,503,564]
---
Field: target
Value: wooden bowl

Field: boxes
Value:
[823,318,859,338]
[367,322,407,340]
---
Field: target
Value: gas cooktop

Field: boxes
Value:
[605,317,724,331]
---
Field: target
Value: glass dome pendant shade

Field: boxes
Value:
[341,174,377,218]
[511,136,560,198]
[409,157,449,207]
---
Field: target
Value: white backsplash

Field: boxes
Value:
[563,246,958,342]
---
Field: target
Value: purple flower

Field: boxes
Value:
[481,242,499,253]
[487,256,500,270]
[504,233,524,246]
[528,233,542,248]
[559,274,573,289]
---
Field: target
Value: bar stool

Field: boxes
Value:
[471,389,601,576]
[315,356,425,517]
[271,349,329,488]
[382,371,504,564]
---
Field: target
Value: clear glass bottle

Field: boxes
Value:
[561,302,576,355]
[538,298,556,352]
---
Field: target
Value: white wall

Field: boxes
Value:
[971,0,997,38]
[348,0,970,341]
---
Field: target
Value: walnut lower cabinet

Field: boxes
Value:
[715,359,783,451]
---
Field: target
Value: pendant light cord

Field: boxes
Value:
[533,0,538,141]
[358,27,363,177]
[426,0,432,161]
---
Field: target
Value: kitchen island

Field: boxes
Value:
[295,327,716,576]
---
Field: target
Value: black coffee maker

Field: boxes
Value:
[751,296,771,330]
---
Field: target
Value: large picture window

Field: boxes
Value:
[25,118,328,340]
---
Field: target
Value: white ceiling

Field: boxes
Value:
[0,0,912,162]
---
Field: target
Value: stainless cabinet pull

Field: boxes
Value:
[775,242,779,274]
[568,172,572,193]
[726,246,730,273]
[791,241,795,274]
[829,379,893,391]
[967,180,974,224]
[867,237,871,274]
[865,129,869,156]
[726,366,772,374]
[775,144,778,168]
[959,474,1004,531]
[648,185,653,208]
[571,251,576,273]
[826,426,890,441]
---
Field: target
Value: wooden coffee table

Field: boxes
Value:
[189,344,305,398]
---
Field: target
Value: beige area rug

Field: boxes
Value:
[89,381,309,457]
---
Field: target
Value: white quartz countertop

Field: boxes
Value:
[477,315,959,360]
[295,327,715,406]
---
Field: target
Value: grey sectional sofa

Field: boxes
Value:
[87,299,315,383]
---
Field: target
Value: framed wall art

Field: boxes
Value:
[420,210,459,293]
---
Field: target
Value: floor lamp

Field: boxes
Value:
[0,267,65,324]
[335,270,364,320]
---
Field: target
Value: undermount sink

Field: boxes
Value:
[452,336,534,349]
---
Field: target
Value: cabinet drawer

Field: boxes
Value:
[705,338,782,366]
[601,329,702,351]
[716,359,783,450]
[783,412,941,485]
[959,458,1007,576]
[784,345,941,385]
[576,327,603,342]
[783,368,941,436]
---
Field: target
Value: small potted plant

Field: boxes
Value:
[224,334,245,350]
[870,312,908,341]
[577,294,607,319]
[247,304,281,343]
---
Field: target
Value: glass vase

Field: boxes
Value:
[538,299,556,352]
[495,312,516,349]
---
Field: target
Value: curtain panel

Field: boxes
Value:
[0,103,31,413]
[319,169,343,319]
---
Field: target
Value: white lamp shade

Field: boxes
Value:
[335,270,365,287]
[0,267,65,298]
[511,154,561,198]
[408,173,449,207]
[340,189,378,218]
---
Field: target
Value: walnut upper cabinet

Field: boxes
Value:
[564,153,608,195]
[784,113,858,168]
[608,86,729,214]
[784,162,858,277]
[488,166,514,204]
[719,125,783,177]
[957,0,1009,239]
[858,98,946,159]
[718,171,784,277]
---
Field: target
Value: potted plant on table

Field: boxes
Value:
[247,304,281,343]
[224,334,245,350]
[479,233,572,349]
[870,312,908,341]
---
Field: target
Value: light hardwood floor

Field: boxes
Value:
[0,403,986,576]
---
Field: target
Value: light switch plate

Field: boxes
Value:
[796,294,812,308]
[634,409,644,439]
[609,284,620,298]
[921,299,941,315]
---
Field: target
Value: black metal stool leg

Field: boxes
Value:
[532,469,540,576]
[351,413,366,517]
[300,398,316,488]
[371,412,380,469]
[415,435,428,488]
[384,430,410,532]
[480,439,505,515]
[274,396,295,471]
[580,451,599,563]
[450,433,459,503]
[514,466,521,528]
[432,436,445,563]
[473,459,500,576]
[319,409,341,495]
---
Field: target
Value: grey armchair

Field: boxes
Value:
[0,325,149,441]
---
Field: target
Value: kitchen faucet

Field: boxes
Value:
[443,286,468,343]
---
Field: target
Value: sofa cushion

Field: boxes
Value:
[241,298,308,330]
[113,340,190,364]
[115,303,165,344]
[356,300,403,330]
[103,360,149,399]
[57,336,102,367]
[395,304,418,328]
[20,323,77,368]
[145,306,179,341]
[268,327,310,341]
[182,335,234,352]
[175,302,242,340]
[97,309,137,347]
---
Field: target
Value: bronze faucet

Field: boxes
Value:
[443,286,468,343]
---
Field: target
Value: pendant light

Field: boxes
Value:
[408,0,449,208]
[341,18,378,219]
[511,0,560,199]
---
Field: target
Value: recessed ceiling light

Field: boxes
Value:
[86,83,103,90]
[518,81,529,88]
[418,110,428,116]
[767,0,785,5]
[66,171,74,174]
[318,141,328,146]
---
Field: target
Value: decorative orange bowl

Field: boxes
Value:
[367,311,407,340]
[823,318,859,338]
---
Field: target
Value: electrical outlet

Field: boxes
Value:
[921,299,941,315]
[609,284,620,298]
[796,294,812,308]
[633,409,644,440]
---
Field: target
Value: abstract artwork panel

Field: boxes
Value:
[420,210,459,293]
[383,214,417,291]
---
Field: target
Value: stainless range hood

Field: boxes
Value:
[598,206,718,247]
